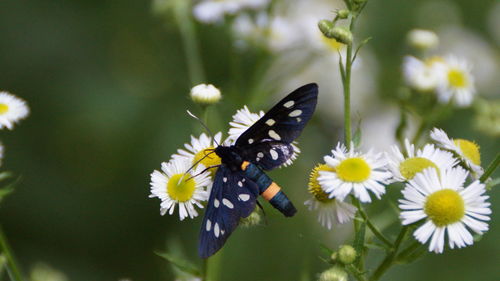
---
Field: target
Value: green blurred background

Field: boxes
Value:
[0,0,498,280]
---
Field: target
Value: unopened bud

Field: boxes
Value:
[330,26,353,45]
[407,29,439,50]
[319,266,348,281]
[337,9,349,19]
[338,245,357,265]
[190,84,221,105]
[318,20,335,38]
[240,209,261,227]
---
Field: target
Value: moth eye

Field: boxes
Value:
[283,100,295,108]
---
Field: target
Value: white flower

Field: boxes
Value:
[305,164,357,229]
[190,84,221,105]
[406,29,439,50]
[319,143,392,203]
[399,167,490,253]
[386,139,457,182]
[173,132,223,177]
[193,0,270,24]
[436,56,476,107]
[149,158,212,220]
[0,91,30,130]
[227,106,300,166]
[430,128,483,176]
[402,56,445,92]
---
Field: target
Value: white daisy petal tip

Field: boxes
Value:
[0,91,30,130]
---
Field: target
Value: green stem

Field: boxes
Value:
[369,226,409,281]
[480,153,500,183]
[343,34,353,148]
[0,226,24,281]
[173,1,205,85]
[358,210,393,249]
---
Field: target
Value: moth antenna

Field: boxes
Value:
[186,110,220,146]
[186,164,221,182]
[178,150,217,185]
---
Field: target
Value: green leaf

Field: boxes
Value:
[353,220,366,266]
[396,243,427,264]
[486,177,500,191]
[0,175,19,204]
[155,251,201,277]
[319,243,334,256]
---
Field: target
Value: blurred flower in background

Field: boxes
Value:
[30,263,68,281]
[193,0,270,24]
[0,91,30,130]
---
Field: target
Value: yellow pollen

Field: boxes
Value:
[447,68,468,88]
[399,157,439,180]
[308,164,335,202]
[167,174,196,202]
[336,158,371,182]
[0,104,9,114]
[454,139,481,166]
[321,35,343,52]
[424,189,465,227]
[193,147,221,176]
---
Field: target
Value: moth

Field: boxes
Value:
[199,83,318,258]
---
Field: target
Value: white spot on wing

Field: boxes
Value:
[270,149,278,160]
[221,230,225,235]
[283,100,294,108]
[239,194,250,201]
[214,199,220,208]
[222,198,234,209]
[223,177,227,183]
[268,130,281,140]
[206,219,212,231]
[248,139,254,144]
[238,181,243,187]
[265,119,275,126]
[257,152,264,158]
[289,110,302,117]
[214,223,220,238]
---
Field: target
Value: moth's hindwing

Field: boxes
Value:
[198,165,259,258]
[240,141,294,170]
[235,83,318,169]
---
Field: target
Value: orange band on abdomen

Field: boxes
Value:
[261,182,281,201]
[241,161,250,171]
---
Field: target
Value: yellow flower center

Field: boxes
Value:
[447,68,468,88]
[399,157,439,180]
[336,158,371,182]
[308,164,336,202]
[321,35,343,52]
[424,189,465,227]
[0,104,9,114]
[193,147,221,176]
[167,174,196,202]
[454,139,481,165]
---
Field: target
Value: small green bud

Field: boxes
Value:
[329,26,353,45]
[318,266,348,281]
[337,9,349,19]
[318,20,335,38]
[338,245,357,265]
[190,83,221,106]
[240,209,261,227]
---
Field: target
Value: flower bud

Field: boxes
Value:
[329,27,353,45]
[319,266,348,281]
[240,209,261,227]
[338,245,357,265]
[190,84,221,105]
[318,20,335,38]
[337,10,349,19]
[407,29,439,50]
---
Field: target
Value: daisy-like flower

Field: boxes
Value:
[227,106,300,167]
[399,167,491,253]
[436,56,476,107]
[430,128,483,176]
[0,91,30,130]
[305,164,357,229]
[173,132,223,177]
[386,139,457,182]
[318,143,392,203]
[149,158,211,220]
[190,84,221,105]
[406,29,439,50]
[193,0,270,24]
[402,56,445,92]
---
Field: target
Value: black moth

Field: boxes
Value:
[199,83,318,258]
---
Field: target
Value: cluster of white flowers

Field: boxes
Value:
[193,0,270,24]
[306,128,490,253]
[150,87,301,220]
[403,29,476,107]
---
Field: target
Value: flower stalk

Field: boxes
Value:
[0,226,24,281]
